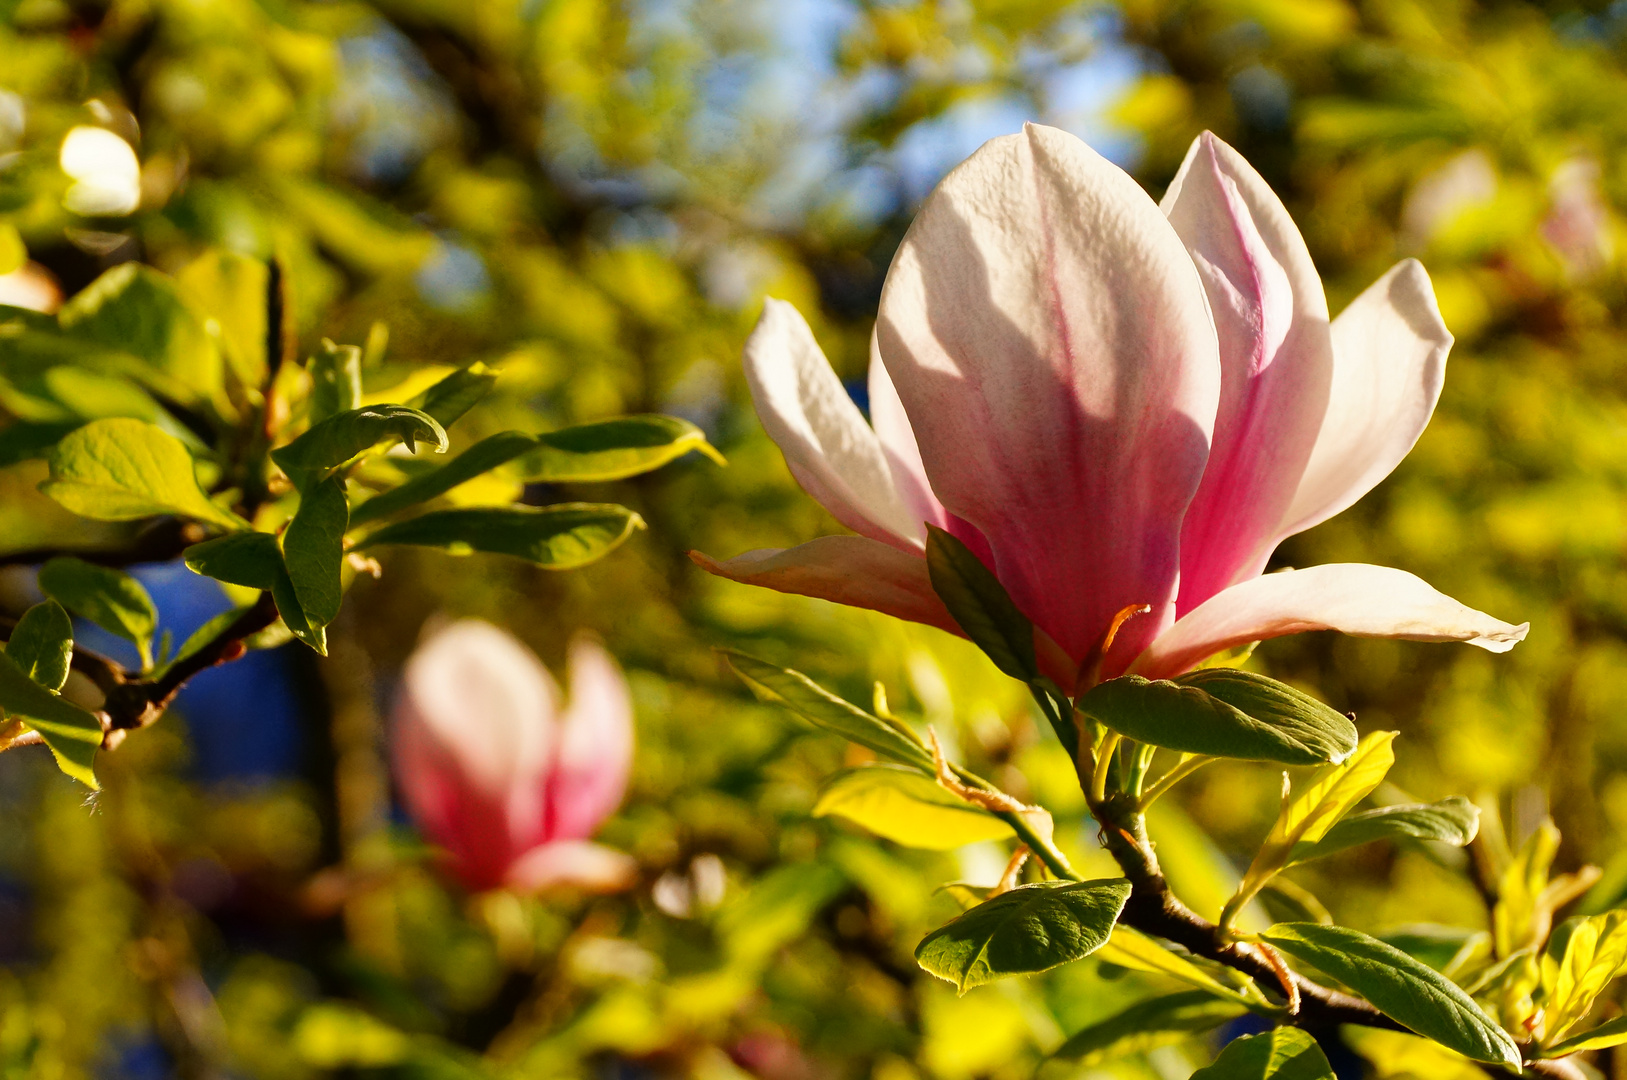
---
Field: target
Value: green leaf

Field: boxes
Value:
[1052,991,1248,1064]
[1095,926,1257,1002]
[0,648,100,788]
[282,476,348,627]
[40,418,249,531]
[176,250,268,390]
[924,525,1036,682]
[271,405,448,487]
[915,879,1131,993]
[1543,1014,1627,1057]
[355,503,641,569]
[1545,910,1627,1041]
[1190,1028,1334,1080]
[0,224,24,276]
[515,414,724,482]
[153,606,251,680]
[1287,797,1480,865]
[0,421,80,468]
[57,263,221,404]
[348,431,536,526]
[183,533,325,656]
[722,650,935,772]
[1258,923,1521,1068]
[411,363,497,428]
[813,765,1014,850]
[6,600,73,692]
[308,339,362,423]
[38,556,159,670]
[1078,672,1355,766]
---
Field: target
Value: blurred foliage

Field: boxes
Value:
[6,0,1627,1076]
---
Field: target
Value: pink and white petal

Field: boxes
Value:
[1163,133,1335,613]
[506,840,638,894]
[875,122,1220,669]
[691,536,959,636]
[546,635,635,842]
[868,332,948,535]
[745,299,920,547]
[1276,260,1452,538]
[1133,563,1529,680]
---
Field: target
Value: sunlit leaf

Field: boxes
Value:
[515,415,723,482]
[271,404,447,487]
[348,431,536,526]
[1051,991,1247,1064]
[1094,926,1254,1002]
[57,263,221,404]
[41,418,249,531]
[5,600,72,692]
[308,339,361,423]
[1545,910,1627,1041]
[1543,1014,1627,1057]
[38,556,159,669]
[0,647,100,788]
[1287,797,1480,865]
[915,879,1130,992]
[176,250,268,390]
[412,363,497,428]
[813,765,1013,850]
[356,503,641,568]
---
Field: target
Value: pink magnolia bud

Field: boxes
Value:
[391,619,636,894]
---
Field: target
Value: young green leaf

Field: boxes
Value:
[924,525,1037,682]
[1542,1014,1627,1058]
[0,648,101,788]
[515,415,723,482]
[57,263,221,404]
[183,533,326,656]
[1287,797,1480,866]
[813,765,1014,850]
[1095,926,1258,1002]
[40,418,250,531]
[1078,672,1356,766]
[282,476,348,627]
[1495,819,1562,957]
[723,650,934,772]
[1189,1028,1334,1080]
[1545,910,1627,1041]
[308,339,362,423]
[1259,923,1521,1068]
[5,600,73,692]
[176,250,268,389]
[38,556,159,669]
[915,879,1131,993]
[152,606,252,680]
[270,404,448,486]
[355,504,642,569]
[1051,991,1248,1064]
[347,431,537,526]
[411,363,497,428]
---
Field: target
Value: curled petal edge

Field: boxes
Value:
[1132,563,1529,680]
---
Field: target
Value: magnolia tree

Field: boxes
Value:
[1,121,1620,1080]
[697,127,1623,1079]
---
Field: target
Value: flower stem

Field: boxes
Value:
[1091,731,1121,804]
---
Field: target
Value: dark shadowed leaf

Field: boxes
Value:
[308,339,361,423]
[283,476,348,627]
[271,404,447,487]
[1052,991,1248,1063]
[5,600,73,692]
[41,418,249,531]
[1288,797,1480,865]
[723,650,934,772]
[412,363,498,428]
[915,879,1131,992]
[1259,923,1520,1067]
[356,503,641,568]
[183,532,325,655]
[1189,1028,1334,1080]
[516,415,723,482]
[1078,672,1355,766]
[0,648,100,788]
[348,431,536,526]
[924,525,1036,682]
[38,556,159,669]
[57,263,221,403]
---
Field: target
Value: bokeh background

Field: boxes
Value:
[1,0,1624,1077]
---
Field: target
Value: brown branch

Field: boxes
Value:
[0,517,205,570]
[1088,791,1581,1079]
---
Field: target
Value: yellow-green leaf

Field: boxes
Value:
[40,418,248,531]
[813,765,1013,850]
[1546,910,1627,1040]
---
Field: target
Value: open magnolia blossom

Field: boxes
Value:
[391,619,637,893]
[695,125,1528,685]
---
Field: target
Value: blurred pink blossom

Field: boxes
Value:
[1543,157,1614,278]
[0,262,62,313]
[391,619,636,893]
[697,126,1527,687]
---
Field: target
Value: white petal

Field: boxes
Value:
[745,298,921,547]
[1134,563,1529,679]
[867,331,948,532]
[506,840,638,894]
[1277,260,1451,537]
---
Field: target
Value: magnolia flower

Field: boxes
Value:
[695,125,1527,685]
[391,619,636,893]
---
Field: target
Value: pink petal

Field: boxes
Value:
[1133,563,1529,680]
[690,536,958,636]
[1162,133,1334,614]
[390,619,560,890]
[744,298,922,548]
[545,635,635,841]
[506,840,638,894]
[1276,260,1451,538]
[874,122,1220,671]
[867,331,949,533]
